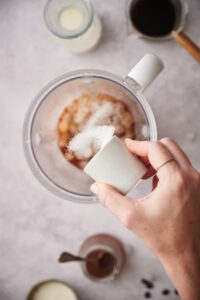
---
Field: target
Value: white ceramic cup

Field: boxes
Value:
[84,136,147,194]
[84,53,163,195]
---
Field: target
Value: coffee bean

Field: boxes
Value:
[144,291,152,298]
[141,278,154,289]
[162,289,170,295]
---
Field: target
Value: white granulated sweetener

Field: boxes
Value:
[68,125,115,159]
[84,102,113,129]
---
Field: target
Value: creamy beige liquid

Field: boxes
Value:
[59,7,84,30]
[58,5,102,53]
[31,281,77,300]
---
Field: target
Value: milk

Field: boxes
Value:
[58,4,102,53]
[59,7,84,30]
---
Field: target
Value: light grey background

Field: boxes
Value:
[0,0,200,299]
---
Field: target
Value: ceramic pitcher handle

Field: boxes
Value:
[127,54,164,91]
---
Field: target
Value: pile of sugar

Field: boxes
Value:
[68,125,115,159]
[68,101,116,159]
[84,102,113,129]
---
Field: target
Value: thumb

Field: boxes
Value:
[90,182,139,227]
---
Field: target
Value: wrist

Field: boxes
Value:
[159,247,200,300]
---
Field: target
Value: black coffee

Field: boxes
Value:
[130,0,176,37]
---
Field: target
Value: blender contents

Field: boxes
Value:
[68,125,115,158]
[129,0,176,37]
[57,93,135,169]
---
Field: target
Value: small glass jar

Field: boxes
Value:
[44,0,102,53]
[79,234,126,281]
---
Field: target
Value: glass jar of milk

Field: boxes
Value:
[44,0,102,53]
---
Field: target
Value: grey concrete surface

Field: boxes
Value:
[0,0,200,299]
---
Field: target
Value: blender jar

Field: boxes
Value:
[23,54,163,204]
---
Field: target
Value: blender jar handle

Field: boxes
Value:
[127,54,164,92]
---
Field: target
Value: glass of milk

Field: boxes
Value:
[44,0,102,53]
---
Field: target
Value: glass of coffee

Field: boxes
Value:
[126,0,200,63]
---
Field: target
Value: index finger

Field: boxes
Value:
[90,182,140,227]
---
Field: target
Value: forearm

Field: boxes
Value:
[160,249,200,300]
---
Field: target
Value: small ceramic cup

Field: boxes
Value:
[84,136,147,194]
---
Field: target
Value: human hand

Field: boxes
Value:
[90,138,200,300]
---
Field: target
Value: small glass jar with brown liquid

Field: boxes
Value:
[79,234,126,281]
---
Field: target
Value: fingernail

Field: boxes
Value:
[90,183,99,195]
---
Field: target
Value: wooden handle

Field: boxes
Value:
[173,31,200,63]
